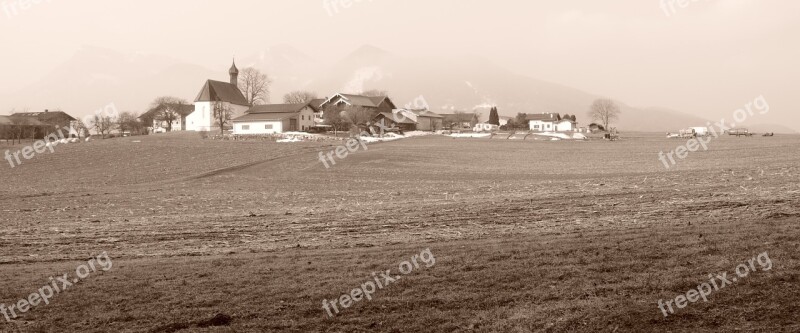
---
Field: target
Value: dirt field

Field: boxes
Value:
[1,132,799,332]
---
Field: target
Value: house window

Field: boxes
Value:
[265,124,273,130]
[301,115,305,120]
[242,125,250,130]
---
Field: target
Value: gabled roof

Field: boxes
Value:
[0,115,48,126]
[526,113,561,121]
[232,112,297,122]
[320,93,396,109]
[247,104,309,114]
[194,80,249,106]
[307,99,326,112]
[10,110,76,122]
[140,103,195,120]
[412,110,444,118]
[375,112,417,124]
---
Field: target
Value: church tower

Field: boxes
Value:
[229,60,239,87]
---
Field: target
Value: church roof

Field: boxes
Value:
[229,60,239,75]
[194,80,249,106]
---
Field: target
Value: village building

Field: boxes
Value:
[411,110,444,131]
[139,103,195,133]
[231,103,316,135]
[527,113,578,132]
[186,61,250,132]
[10,110,76,130]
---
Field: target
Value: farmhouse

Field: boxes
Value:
[319,93,397,117]
[10,110,76,130]
[185,61,250,131]
[411,110,444,131]
[232,103,317,135]
[0,115,52,141]
[139,103,195,133]
[373,111,417,132]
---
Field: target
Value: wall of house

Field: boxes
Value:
[187,102,248,131]
[297,106,316,131]
[416,117,442,131]
[529,120,556,132]
[556,121,575,132]
[233,121,283,135]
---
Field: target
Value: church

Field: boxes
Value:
[185,61,250,131]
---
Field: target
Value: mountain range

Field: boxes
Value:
[1,45,795,134]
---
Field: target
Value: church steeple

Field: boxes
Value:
[229,59,239,87]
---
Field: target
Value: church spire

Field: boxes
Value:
[229,59,239,87]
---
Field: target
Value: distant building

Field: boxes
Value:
[232,103,316,135]
[10,110,76,130]
[411,110,444,131]
[474,123,499,132]
[318,93,397,118]
[139,103,195,132]
[527,113,576,132]
[186,61,250,132]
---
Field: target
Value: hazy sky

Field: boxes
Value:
[1,0,797,127]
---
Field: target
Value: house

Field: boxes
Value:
[319,93,397,114]
[139,103,195,133]
[10,110,76,130]
[185,61,250,132]
[232,103,316,135]
[411,110,444,131]
[527,113,562,132]
[373,111,418,132]
[498,116,512,127]
[556,119,576,132]
[440,113,480,129]
[0,115,52,140]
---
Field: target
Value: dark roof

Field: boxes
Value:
[375,112,417,124]
[413,110,444,118]
[232,112,297,122]
[194,80,249,106]
[526,113,561,121]
[321,93,396,109]
[10,110,76,122]
[247,104,309,114]
[307,99,325,111]
[229,61,239,75]
[0,115,48,126]
[140,103,195,119]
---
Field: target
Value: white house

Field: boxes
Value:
[186,61,250,132]
[232,103,317,135]
[556,119,576,132]
[527,113,561,132]
[140,103,195,133]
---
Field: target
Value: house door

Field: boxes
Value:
[289,119,298,131]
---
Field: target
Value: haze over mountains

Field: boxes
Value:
[2,45,794,133]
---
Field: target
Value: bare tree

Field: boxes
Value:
[238,67,271,105]
[149,96,188,132]
[116,112,140,136]
[283,91,318,104]
[362,89,388,97]
[92,114,116,138]
[588,98,620,131]
[323,104,349,136]
[213,99,234,135]
[341,107,375,128]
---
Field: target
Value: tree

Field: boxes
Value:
[212,99,234,135]
[116,112,139,135]
[149,96,189,132]
[341,107,374,128]
[488,107,500,125]
[91,114,116,138]
[238,67,271,105]
[362,89,388,97]
[283,91,318,104]
[588,98,620,131]
[322,104,350,136]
